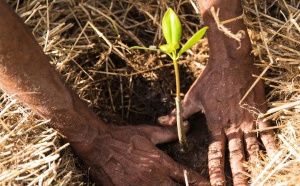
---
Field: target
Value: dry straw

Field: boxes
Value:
[0,0,299,185]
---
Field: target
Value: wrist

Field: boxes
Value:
[47,89,109,143]
[198,1,253,64]
[55,107,108,145]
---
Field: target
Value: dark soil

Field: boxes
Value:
[91,56,235,184]
[158,113,210,178]
[93,51,238,185]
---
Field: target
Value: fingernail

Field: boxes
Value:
[215,181,224,186]
[183,121,189,126]
[158,116,168,123]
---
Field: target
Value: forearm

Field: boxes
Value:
[0,1,107,143]
[198,0,253,64]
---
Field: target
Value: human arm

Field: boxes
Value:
[0,1,210,185]
[158,0,278,185]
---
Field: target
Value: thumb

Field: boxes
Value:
[139,122,190,145]
[158,96,202,126]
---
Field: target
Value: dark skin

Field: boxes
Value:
[0,1,210,186]
[0,0,278,185]
[158,0,278,185]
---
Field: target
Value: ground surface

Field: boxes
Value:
[0,0,299,185]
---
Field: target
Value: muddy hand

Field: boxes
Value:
[0,2,209,185]
[158,0,278,185]
[71,124,210,186]
[159,59,278,185]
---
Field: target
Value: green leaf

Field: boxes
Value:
[159,44,173,54]
[130,46,160,51]
[162,8,182,46]
[159,43,179,55]
[177,26,208,58]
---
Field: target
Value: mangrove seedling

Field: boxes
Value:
[131,8,208,151]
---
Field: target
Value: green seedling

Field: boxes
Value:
[131,8,208,151]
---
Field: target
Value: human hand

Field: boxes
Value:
[71,123,210,186]
[158,59,278,185]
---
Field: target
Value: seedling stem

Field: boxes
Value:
[131,8,207,151]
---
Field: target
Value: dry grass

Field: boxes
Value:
[243,0,300,185]
[0,0,299,185]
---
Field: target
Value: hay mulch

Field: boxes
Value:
[0,0,299,185]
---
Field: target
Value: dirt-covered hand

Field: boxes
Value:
[158,58,278,185]
[71,124,210,186]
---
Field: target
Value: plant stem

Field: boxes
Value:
[173,59,188,151]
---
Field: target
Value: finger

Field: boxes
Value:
[253,81,278,157]
[141,171,178,186]
[155,179,178,186]
[139,122,190,145]
[169,163,210,186]
[158,94,203,126]
[89,165,114,186]
[244,129,260,178]
[225,128,247,186]
[208,131,226,186]
[258,120,278,158]
[157,110,177,126]
[226,98,250,185]
[244,123,260,164]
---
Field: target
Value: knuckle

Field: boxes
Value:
[233,174,247,185]
[208,148,223,160]
[228,140,244,160]
[209,174,225,186]
[246,142,259,152]
[228,138,242,151]
[229,149,244,161]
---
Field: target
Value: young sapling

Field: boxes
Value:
[131,8,208,151]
